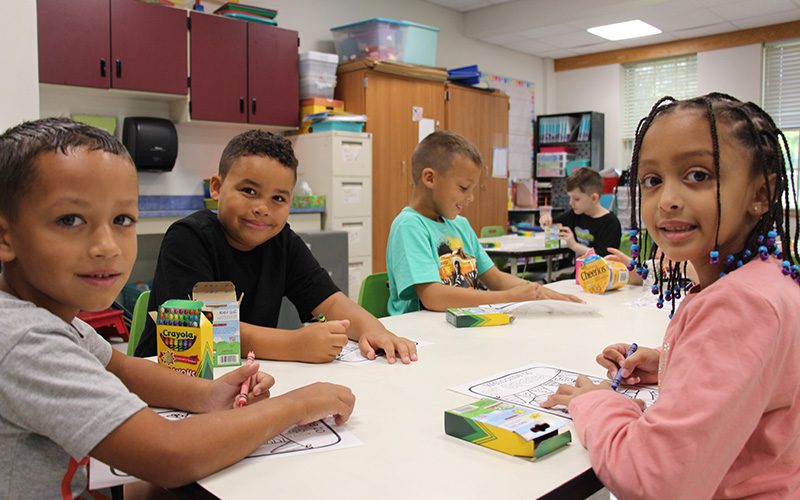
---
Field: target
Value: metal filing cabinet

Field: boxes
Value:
[290,131,373,300]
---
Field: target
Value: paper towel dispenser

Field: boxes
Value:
[122,117,178,171]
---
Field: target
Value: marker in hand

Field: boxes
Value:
[610,343,638,391]
[236,351,256,408]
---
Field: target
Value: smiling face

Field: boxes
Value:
[210,155,294,251]
[429,154,482,220]
[637,108,765,285]
[0,149,138,321]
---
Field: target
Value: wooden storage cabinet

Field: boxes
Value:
[37,0,187,95]
[291,132,373,299]
[336,70,508,272]
[189,11,298,126]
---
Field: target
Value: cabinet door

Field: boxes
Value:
[37,0,110,89]
[248,24,298,126]
[190,12,247,123]
[365,73,445,272]
[110,0,187,94]
[445,85,509,235]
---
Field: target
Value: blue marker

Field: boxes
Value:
[611,343,638,391]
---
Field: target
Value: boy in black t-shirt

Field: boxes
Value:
[540,168,621,257]
[136,130,417,364]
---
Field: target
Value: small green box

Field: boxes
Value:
[446,307,514,327]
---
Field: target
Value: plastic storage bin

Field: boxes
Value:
[300,75,337,99]
[300,51,338,79]
[536,153,575,177]
[331,18,439,66]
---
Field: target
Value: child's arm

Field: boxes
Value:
[239,321,350,364]
[314,291,417,364]
[101,351,355,488]
[558,226,592,257]
[415,278,582,311]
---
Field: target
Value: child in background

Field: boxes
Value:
[386,131,580,315]
[540,167,621,257]
[136,130,416,364]
[542,93,800,497]
[0,118,355,497]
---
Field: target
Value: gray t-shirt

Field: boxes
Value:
[0,291,147,499]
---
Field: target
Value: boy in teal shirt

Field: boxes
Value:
[386,131,580,315]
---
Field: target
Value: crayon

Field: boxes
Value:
[611,343,638,391]
[235,351,256,408]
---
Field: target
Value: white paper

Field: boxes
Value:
[412,106,424,122]
[340,142,362,163]
[342,224,362,244]
[418,118,435,143]
[451,363,659,420]
[89,412,361,489]
[336,339,431,364]
[487,300,599,316]
[342,184,362,204]
[492,147,508,178]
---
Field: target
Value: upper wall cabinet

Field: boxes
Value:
[189,11,298,126]
[37,0,188,95]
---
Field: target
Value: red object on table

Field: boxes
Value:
[77,309,129,341]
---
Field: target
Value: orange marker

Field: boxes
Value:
[235,351,256,408]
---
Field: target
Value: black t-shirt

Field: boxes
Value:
[554,210,621,257]
[134,209,339,357]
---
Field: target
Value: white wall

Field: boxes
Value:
[1,2,39,131]
[30,0,546,195]
[551,44,765,171]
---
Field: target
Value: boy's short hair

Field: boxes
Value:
[566,168,603,195]
[218,129,298,178]
[411,130,482,183]
[0,117,132,219]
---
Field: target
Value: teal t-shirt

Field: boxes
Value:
[386,206,494,315]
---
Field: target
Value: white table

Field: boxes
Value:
[479,234,572,281]
[189,281,668,500]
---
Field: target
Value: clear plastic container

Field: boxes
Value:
[331,18,439,66]
[299,75,337,99]
[299,51,338,80]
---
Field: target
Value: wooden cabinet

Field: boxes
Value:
[37,0,187,95]
[189,11,298,126]
[445,84,509,236]
[337,70,508,272]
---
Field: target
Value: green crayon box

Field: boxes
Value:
[192,281,242,367]
[444,398,571,459]
[446,307,514,327]
[155,299,214,379]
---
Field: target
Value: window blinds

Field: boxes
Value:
[621,55,697,139]
[764,40,800,129]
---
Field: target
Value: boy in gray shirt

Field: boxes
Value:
[0,118,355,497]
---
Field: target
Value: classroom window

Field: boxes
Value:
[764,40,800,208]
[621,55,698,168]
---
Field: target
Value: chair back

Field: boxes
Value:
[480,225,506,238]
[126,290,151,356]
[358,272,390,318]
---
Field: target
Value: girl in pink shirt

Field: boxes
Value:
[542,93,800,499]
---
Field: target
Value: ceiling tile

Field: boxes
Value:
[483,32,531,45]
[538,48,581,59]
[709,0,798,20]
[545,30,607,49]
[515,24,576,39]
[730,10,800,28]
[423,0,492,12]
[615,32,679,47]
[670,21,739,37]
[569,41,626,54]
[507,38,559,53]
[641,8,726,31]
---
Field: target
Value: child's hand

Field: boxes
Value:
[358,329,418,364]
[596,343,660,386]
[605,248,643,285]
[539,213,553,226]
[508,282,584,303]
[204,361,275,412]
[558,225,577,247]
[294,320,350,363]
[280,382,356,426]
[540,375,610,408]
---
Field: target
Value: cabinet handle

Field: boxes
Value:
[100,58,106,77]
[115,59,122,78]
[251,98,257,115]
[239,97,245,114]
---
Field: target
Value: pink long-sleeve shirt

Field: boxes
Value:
[569,258,800,499]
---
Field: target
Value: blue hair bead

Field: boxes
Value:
[757,234,765,244]
[627,262,636,272]
[668,313,674,319]
[782,261,792,275]
[631,244,640,251]
[651,284,659,295]
[709,249,720,264]
[656,301,664,309]
[640,267,650,280]
[725,255,736,266]
[742,249,753,259]
[719,271,727,278]
[629,229,638,237]
[768,230,777,238]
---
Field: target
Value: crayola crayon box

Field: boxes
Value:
[155,299,214,379]
[192,281,242,367]
[446,307,514,327]
[444,398,571,459]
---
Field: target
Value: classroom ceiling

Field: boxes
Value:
[424,0,800,59]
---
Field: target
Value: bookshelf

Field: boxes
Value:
[533,111,604,210]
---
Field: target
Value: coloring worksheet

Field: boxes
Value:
[89,411,361,489]
[336,339,430,364]
[451,363,659,420]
